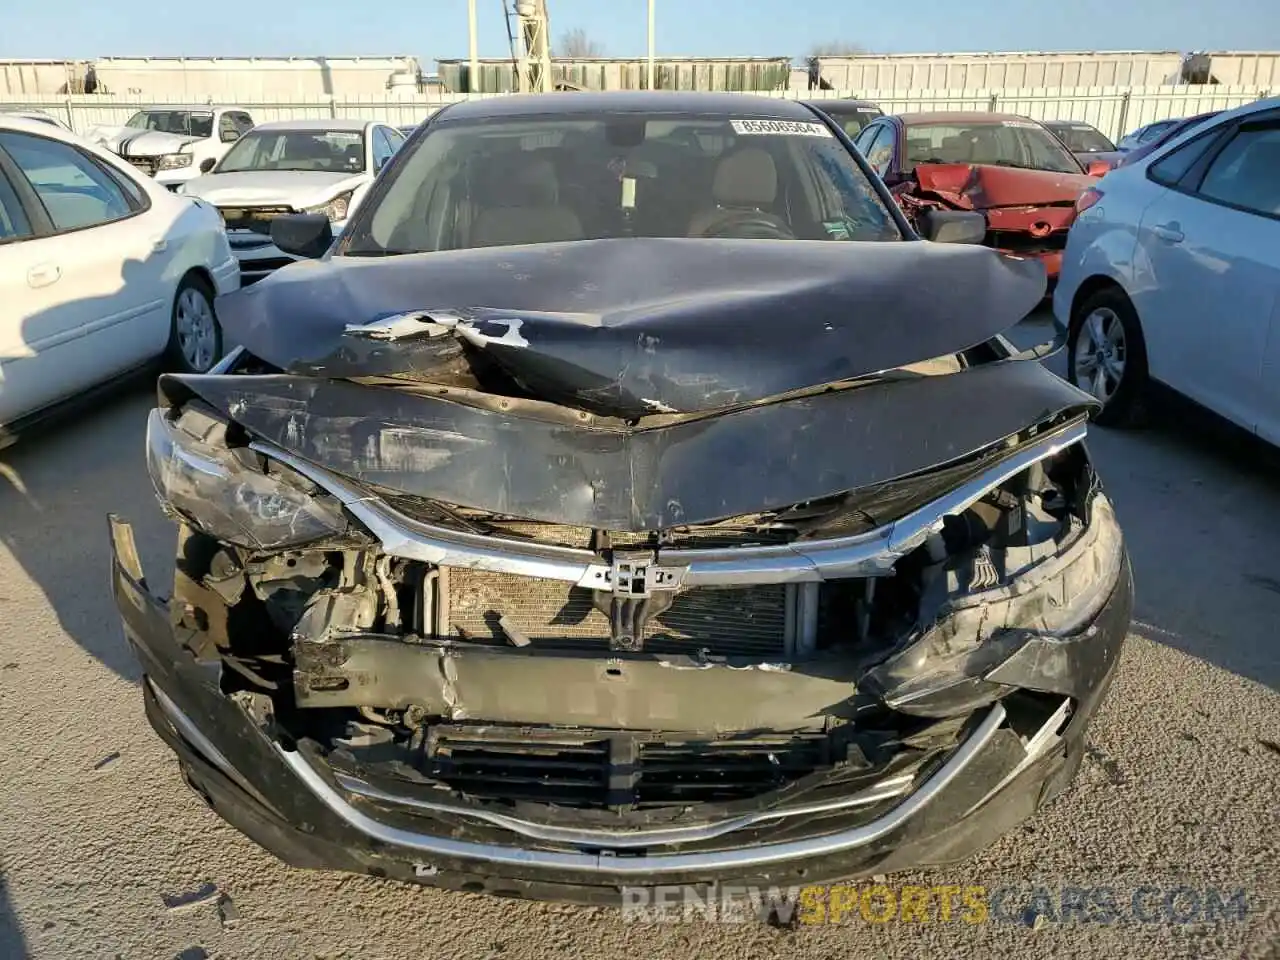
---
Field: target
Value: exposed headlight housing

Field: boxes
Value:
[157,153,193,170]
[306,189,354,223]
[145,405,350,552]
[864,464,1125,718]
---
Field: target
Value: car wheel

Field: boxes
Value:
[1067,287,1149,427]
[166,274,222,374]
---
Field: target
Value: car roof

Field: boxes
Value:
[897,111,1045,126]
[0,114,81,138]
[803,99,881,111]
[1045,119,1101,129]
[251,118,373,132]
[130,104,247,112]
[437,90,820,122]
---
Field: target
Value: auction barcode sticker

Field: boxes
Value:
[731,119,833,137]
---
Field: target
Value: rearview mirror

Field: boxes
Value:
[220,129,241,143]
[270,214,334,259]
[1086,159,1113,177]
[199,157,217,174]
[919,209,987,244]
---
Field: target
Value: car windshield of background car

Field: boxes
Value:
[1054,124,1116,153]
[125,110,214,139]
[217,130,367,174]
[904,121,1084,174]
[345,113,903,255]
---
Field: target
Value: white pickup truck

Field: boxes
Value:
[87,106,256,190]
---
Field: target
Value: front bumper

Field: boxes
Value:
[109,515,1132,903]
[227,222,344,285]
[155,165,202,189]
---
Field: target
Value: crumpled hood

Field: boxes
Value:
[183,170,366,209]
[914,163,1095,209]
[216,237,1048,419]
[90,126,201,157]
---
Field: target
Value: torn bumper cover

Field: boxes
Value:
[112,511,1130,901]
[111,238,1132,902]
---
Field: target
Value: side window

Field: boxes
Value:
[384,126,406,149]
[1148,127,1225,187]
[864,124,895,175]
[1194,123,1280,217]
[231,112,254,136]
[852,123,879,154]
[0,169,34,242]
[0,131,134,231]
[372,128,396,171]
[1139,122,1171,144]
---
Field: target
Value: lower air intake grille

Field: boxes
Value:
[444,569,787,658]
[421,725,832,809]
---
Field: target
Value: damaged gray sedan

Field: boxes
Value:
[110,92,1132,903]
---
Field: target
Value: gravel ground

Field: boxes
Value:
[1,320,1278,959]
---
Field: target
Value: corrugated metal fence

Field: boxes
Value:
[2,85,1271,141]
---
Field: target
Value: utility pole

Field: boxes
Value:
[647,0,656,90]
[467,0,479,93]
[514,0,552,93]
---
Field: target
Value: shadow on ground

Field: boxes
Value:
[0,871,30,959]
[0,385,172,683]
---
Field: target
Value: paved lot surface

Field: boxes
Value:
[1,317,1278,959]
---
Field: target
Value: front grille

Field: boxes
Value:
[218,205,293,234]
[444,569,789,658]
[987,230,1069,253]
[124,155,158,177]
[421,724,832,809]
[239,257,297,284]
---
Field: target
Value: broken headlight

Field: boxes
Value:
[145,406,349,551]
[864,492,1124,718]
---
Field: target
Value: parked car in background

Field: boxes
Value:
[178,119,405,285]
[86,106,255,191]
[853,111,1108,282]
[1113,111,1221,168]
[1115,118,1183,153]
[1,110,71,131]
[1055,98,1280,444]
[1043,120,1123,168]
[111,91,1131,904]
[803,98,884,137]
[0,115,238,444]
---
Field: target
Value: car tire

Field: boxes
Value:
[166,273,222,374]
[1067,286,1149,428]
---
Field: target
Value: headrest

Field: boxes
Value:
[479,154,560,207]
[712,147,777,207]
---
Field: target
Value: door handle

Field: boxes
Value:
[1152,222,1184,244]
[26,263,61,288]
[150,237,169,253]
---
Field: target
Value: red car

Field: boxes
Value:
[851,111,1109,281]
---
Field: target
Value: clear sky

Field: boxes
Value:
[3,0,1279,65]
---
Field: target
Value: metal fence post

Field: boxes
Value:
[988,93,999,112]
[1115,91,1131,141]
[328,96,337,119]
[64,94,75,131]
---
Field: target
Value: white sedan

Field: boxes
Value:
[178,119,405,284]
[0,115,239,444]
[1054,97,1280,445]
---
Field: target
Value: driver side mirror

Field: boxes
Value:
[1086,159,1113,178]
[220,129,241,143]
[199,157,217,174]
[919,209,987,244]
[270,214,335,259]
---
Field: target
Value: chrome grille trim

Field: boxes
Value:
[250,418,1087,589]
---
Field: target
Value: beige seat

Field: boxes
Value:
[686,147,789,237]
[470,156,584,248]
